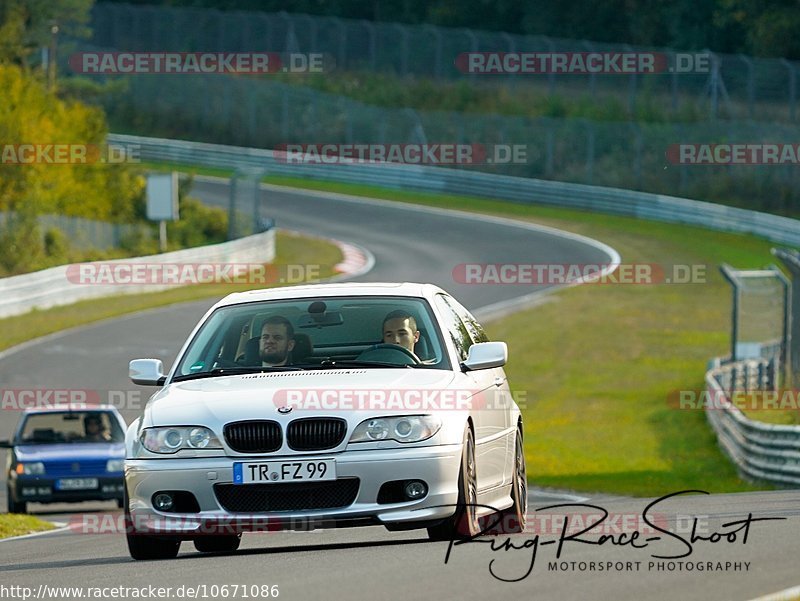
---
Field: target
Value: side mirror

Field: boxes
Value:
[0,440,11,448]
[130,359,166,386]
[462,342,507,371]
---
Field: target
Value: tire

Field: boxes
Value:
[427,426,479,541]
[485,425,527,535]
[193,534,242,553]
[6,485,26,514]
[124,484,181,560]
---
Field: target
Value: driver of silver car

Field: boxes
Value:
[381,310,420,353]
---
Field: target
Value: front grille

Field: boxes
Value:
[224,421,282,453]
[45,460,107,477]
[287,418,347,451]
[214,479,360,512]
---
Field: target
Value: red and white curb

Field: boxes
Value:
[333,241,373,277]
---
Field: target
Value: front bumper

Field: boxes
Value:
[10,476,124,504]
[125,444,462,536]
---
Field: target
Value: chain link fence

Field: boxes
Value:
[74,63,800,211]
[0,211,151,251]
[86,3,800,123]
[52,4,800,211]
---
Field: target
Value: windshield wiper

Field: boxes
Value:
[172,366,305,382]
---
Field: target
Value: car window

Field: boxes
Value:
[439,295,490,344]
[433,294,474,362]
[174,296,452,376]
[18,412,124,444]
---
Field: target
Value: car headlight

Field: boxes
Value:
[16,462,45,475]
[106,459,124,472]
[350,416,441,443]
[141,427,222,454]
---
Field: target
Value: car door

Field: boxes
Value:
[434,295,507,491]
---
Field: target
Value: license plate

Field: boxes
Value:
[233,460,336,484]
[55,478,99,491]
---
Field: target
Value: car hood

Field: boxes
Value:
[15,443,125,462]
[146,369,461,427]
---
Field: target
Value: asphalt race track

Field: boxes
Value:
[0,181,797,601]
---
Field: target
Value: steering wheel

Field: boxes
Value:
[357,343,421,365]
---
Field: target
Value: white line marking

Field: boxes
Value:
[0,522,69,543]
[529,489,590,503]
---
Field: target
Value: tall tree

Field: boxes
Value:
[0,0,93,66]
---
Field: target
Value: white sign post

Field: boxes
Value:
[146,173,179,252]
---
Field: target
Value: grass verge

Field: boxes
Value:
[0,231,343,354]
[145,161,786,496]
[0,514,56,539]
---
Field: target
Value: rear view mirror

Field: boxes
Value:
[298,301,343,328]
[298,312,343,328]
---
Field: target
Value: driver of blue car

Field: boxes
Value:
[84,414,111,442]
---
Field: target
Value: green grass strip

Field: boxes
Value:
[0,514,56,539]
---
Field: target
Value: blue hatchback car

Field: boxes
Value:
[2,407,127,513]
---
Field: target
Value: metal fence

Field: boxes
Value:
[85,2,800,123]
[0,211,150,250]
[70,62,800,209]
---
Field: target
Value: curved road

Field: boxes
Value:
[0,182,796,601]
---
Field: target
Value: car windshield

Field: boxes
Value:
[173,295,451,380]
[18,412,124,444]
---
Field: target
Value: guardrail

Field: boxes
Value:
[705,358,800,487]
[0,229,275,319]
[111,133,800,247]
